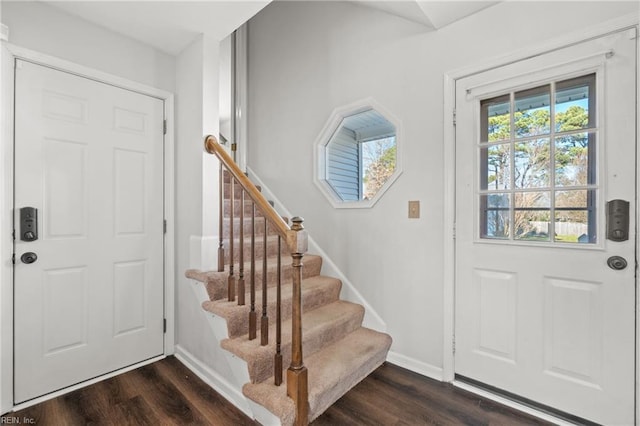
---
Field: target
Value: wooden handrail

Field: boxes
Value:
[204,135,309,425]
[205,135,303,254]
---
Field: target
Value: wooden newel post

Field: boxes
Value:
[287,217,309,426]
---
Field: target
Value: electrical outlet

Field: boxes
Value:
[408,200,420,219]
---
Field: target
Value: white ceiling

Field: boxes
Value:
[39,0,272,55]
[37,0,501,56]
[351,1,500,29]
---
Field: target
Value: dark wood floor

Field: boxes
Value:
[2,357,552,425]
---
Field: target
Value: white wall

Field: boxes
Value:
[0,42,14,415]
[246,1,640,375]
[174,33,230,378]
[1,1,175,92]
[219,34,233,144]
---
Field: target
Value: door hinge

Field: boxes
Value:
[163,219,167,234]
[452,336,456,355]
[11,253,15,265]
[163,318,167,333]
[163,120,167,135]
[452,109,457,126]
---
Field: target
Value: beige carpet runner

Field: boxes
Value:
[186,179,391,425]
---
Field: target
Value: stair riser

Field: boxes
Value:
[309,336,391,423]
[224,182,261,198]
[224,199,266,217]
[244,283,340,339]
[223,217,281,238]
[206,256,323,301]
[222,170,251,184]
[208,279,342,339]
[222,238,289,264]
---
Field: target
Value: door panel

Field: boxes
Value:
[455,29,636,425]
[14,60,165,403]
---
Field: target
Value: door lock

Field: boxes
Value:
[20,252,38,264]
[19,207,38,242]
[607,255,627,270]
[606,200,629,242]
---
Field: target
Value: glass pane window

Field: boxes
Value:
[515,191,551,209]
[361,136,396,200]
[554,189,596,243]
[480,193,510,239]
[555,133,594,186]
[515,210,551,241]
[515,85,551,137]
[555,75,594,132]
[478,74,597,244]
[324,108,397,203]
[514,139,550,188]
[481,94,510,143]
[480,143,511,190]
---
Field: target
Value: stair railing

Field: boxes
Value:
[204,135,310,425]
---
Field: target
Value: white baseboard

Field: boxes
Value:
[386,351,444,382]
[247,399,282,426]
[174,345,254,419]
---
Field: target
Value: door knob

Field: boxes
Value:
[607,255,627,270]
[20,252,38,264]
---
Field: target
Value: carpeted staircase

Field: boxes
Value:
[186,174,392,425]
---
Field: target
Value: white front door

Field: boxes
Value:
[14,60,165,403]
[455,29,636,425]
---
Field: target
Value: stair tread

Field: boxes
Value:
[243,327,392,426]
[221,301,364,383]
[202,275,342,338]
[185,254,322,284]
[202,274,338,315]
[222,300,364,356]
[189,254,323,304]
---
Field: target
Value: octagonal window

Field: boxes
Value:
[314,101,402,208]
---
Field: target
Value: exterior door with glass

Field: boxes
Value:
[455,29,636,425]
